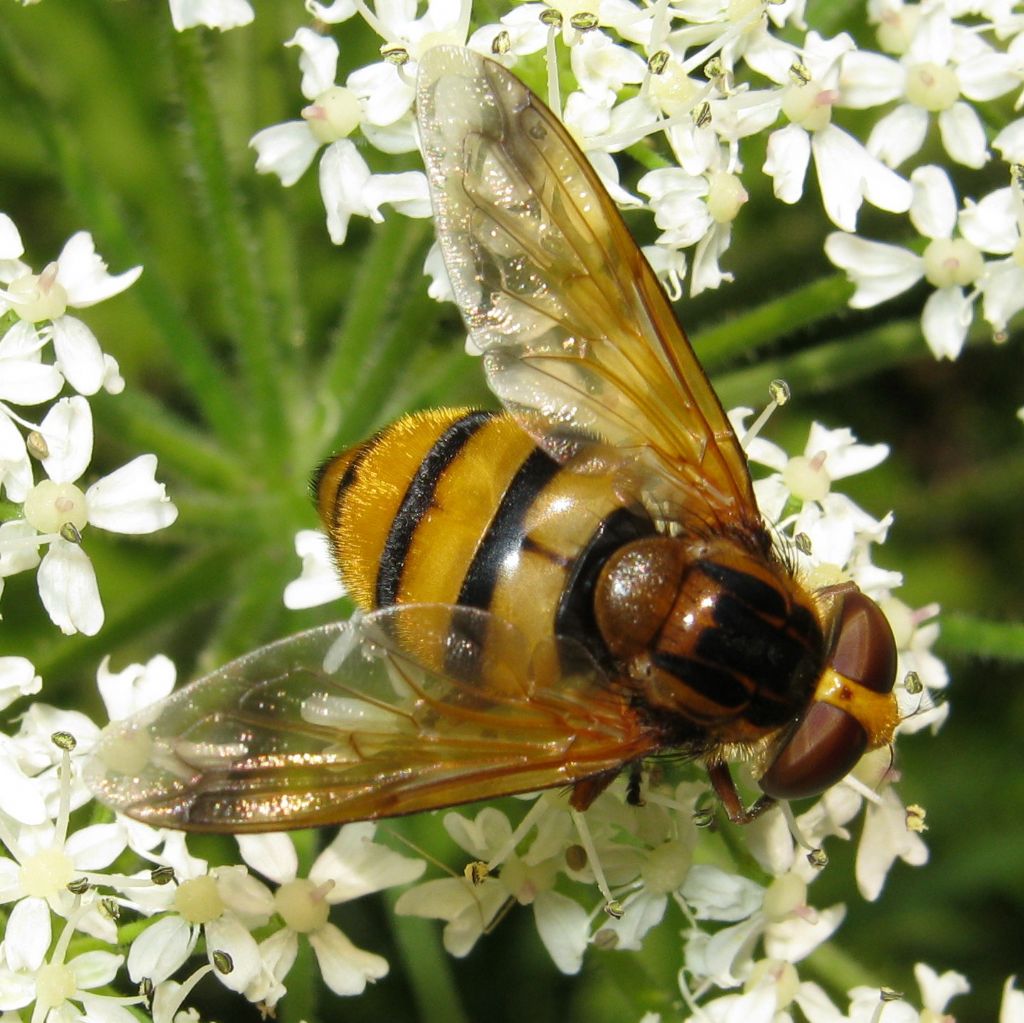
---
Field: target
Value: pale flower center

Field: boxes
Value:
[20,846,75,898]
[7,263,68,323]
[22,480,89,535]
[922,237,983,289]
[706,171,748,224]
[782,453,831,502]
[727,0,761,22]
[640,840,691,895]
[302,85,362,145]
[35,963,77,1010]
[275,878,331,933]
[905,62,960,113]
[876,7,921,54]
[781,83,834,133]
[744,959,800,1009]
[648,61,700,117]
[174,875,224,924]
[96,724,154,776]
[762,873,807,922]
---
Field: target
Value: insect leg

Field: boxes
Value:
[707,762,776,825]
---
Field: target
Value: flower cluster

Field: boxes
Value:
[0,216,177,639]
[0,653,425,1021]
[239,0,1024,382]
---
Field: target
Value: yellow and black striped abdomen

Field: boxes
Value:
[315,409,654,662]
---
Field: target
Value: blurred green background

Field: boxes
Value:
[0,2,1021,1021]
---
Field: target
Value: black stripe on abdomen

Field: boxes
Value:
[456,447,562,613]
[376,410,493,607]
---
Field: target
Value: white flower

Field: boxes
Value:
[1,397,177,635]
[843,1,1017,169]
[127,833,274,994]
[283,529,346,609]
[1003,976,1024,1023]
[0,746,127,969]
[395,802,589,972]
[96,653,177,722]
[168,0,254,31]
[236,824,424,1005]
[758,32,912,230]
[855,781,928,901]
[0,228,141,397]
[959,179,1024,335]
[0,657,42,712]
[250,30,430,245]
[826,165,986,358]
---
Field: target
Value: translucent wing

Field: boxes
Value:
[417,46,759,532]
[86,605,663,833]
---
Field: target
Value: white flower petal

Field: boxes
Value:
[813,125,910,231]
[85,454,177,534]
[50,315,105,396]
[67,949,123,989]
[305,0,357,23]
[362,171,432,221]
[680,864,763,921]
[532,889,589,974]
[283,529,345,609]
[205,915,262,990]
[0,519,42,579]
[39,395,93,484]
[981,261,1024,333]
[867,104,928,169]
[0,322,64,405]
[126,915,193,983]
[938,101,988,169]
[765,901,845,963]
[97,653,177,720]
[993,118,1024,163]
[824,233,922,308]
[958,187,1016,253]
[168,0,255,31]
[0,656,42,711]
[856,787,928,900]
[840,50,904,108]
[286,27,339,99]
[55,233,142,308]
[921,286,972,359]
[65,822,127,870]
[312,821,425,901]
[347,62,415,126]
[251,121,320,187]
[763,123,810,205]
[37,538,104,636]
[914,963,970,1014]
[236,833,298,885]
[309,923,389,995]
[320,139,372,244]
[0,213,24,261]
[5,897,51,971]
[909,165,958,240]
[0,416,32,504]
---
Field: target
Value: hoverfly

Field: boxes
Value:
[87,46,899,833]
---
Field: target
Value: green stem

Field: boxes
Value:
[94,391,250,491]
[0,19,244,448]
[169,27,287,465]
[936,614,1024,662]
[385,892,471,1023]
[695,274,856,372]
[713,320,922,408]
[322,217,433,436]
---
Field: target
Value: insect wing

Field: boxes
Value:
[86,605,661,832]
[417,47,759,531]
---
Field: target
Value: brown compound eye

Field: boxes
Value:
[830,591,897,695]
[758,592,898,801]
